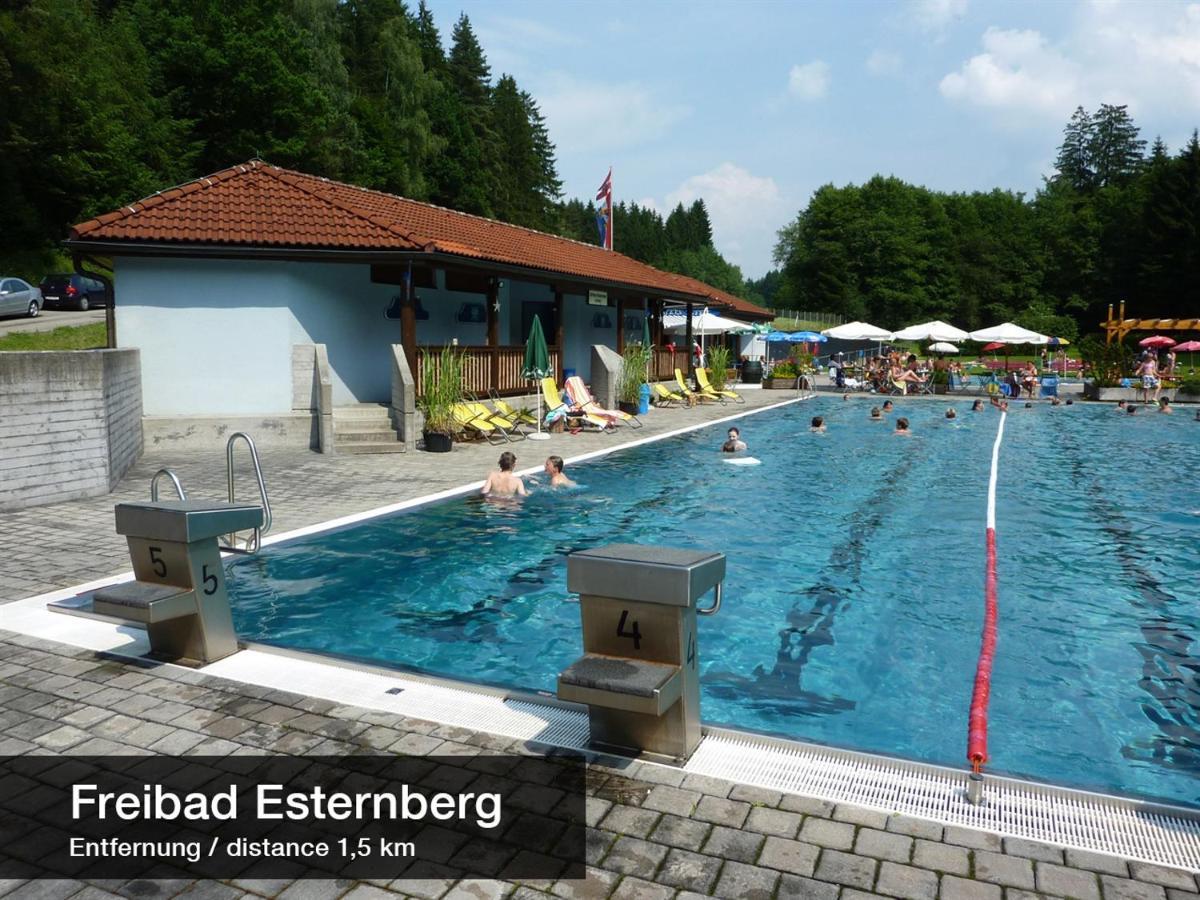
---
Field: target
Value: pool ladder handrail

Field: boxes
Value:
[795,372,816,400]
[224,431,272,553]
[149,468,187,502]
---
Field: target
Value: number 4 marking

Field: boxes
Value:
[616,610,642,650]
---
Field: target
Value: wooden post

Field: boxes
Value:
[554,288,565,383]
[487,278,500,391]
[685,301,695,377]
[401,292,417,376]
[616,296,626,355]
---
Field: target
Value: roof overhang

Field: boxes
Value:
[63,238,721,306]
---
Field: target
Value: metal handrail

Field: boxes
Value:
[697,582,723,616]
[149,468,186,501]
[225,432,272,552]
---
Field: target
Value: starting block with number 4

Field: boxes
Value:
[92,500,262,665]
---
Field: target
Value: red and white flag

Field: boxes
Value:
[595,168,613,250]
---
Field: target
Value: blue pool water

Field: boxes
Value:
[225,398,1200,805]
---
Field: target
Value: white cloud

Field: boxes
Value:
[940,3,1200,121]
[939,27,1079,117]
[866,50,904,76]
[534,73,690,153]
[788,61,831,100]
[911,0,969,33]
[659,163,786,276]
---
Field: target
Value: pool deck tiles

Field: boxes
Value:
[1,630,1198,899]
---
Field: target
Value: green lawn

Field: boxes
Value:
[0,323,107,351]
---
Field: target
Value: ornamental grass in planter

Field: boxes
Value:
[618,343,653,414]
[418,345,464,452]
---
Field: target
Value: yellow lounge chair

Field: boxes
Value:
[487,389,538,427]
[651,382,683,407]
[463,400,523,441]
[696,368,744,404]
[565,376,643,428]
[451,404,504,444]
[675,368,720,403]
[540,378,612,432]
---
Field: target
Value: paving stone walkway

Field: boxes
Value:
[1,632,1198,900]
[0,389,791,603]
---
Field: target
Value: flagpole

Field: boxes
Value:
[607,165,613,251]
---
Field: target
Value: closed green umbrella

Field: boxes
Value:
[522,314,552,440]
[642,314,652,347]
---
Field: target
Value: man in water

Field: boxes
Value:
[1158,398,1173,415]
[810,416,826,433]
[894,417,911,435]
[945,408,957,419]
[1126,404,1138,415]
[722,427,747,453]
[882,400,894,413]
[869,407,883,421]
[544,455,577,487]
[481,451,527,497]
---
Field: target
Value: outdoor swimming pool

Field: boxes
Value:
[225,398,1200,805]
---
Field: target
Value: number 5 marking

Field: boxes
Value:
[149,546,166,577]
[202,564,219,596]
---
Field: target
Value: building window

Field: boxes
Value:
[592,312,613,328]
[457,302,486,323]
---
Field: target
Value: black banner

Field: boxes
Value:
[0,755,586,880]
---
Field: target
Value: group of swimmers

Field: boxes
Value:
[481,452,576,498]
[1116,398,1182,415]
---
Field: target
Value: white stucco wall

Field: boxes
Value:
[116,258,402,415]
[115,256,630,416]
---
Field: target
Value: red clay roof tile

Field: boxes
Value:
[70,161,769,318]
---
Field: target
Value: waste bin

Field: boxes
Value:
[638,383,651,415]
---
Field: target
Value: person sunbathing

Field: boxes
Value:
[482,451,527,498]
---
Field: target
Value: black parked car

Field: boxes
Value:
[38,274,108,311]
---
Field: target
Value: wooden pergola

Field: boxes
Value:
[1103,301,1200,344]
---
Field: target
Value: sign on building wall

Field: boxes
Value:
[587,290,608,306]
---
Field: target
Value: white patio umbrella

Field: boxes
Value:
[821,321,895,341]
[967,323,1050,345]
[664,309,750,364]
[928,342,959,353]
[892,320,971,343]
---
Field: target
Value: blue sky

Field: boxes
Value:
[424,0,1200,279]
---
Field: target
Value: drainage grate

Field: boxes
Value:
[685,732,1200,871]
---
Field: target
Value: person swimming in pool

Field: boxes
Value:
[869,407,883,421]
[894,417,911,435]
[544,455,576,487]
[882,400,894,412]
[945,408,957,419]
[971,400,984,412]
[721,427,747,453]
[481,451,527,498]
[810,416,826,433]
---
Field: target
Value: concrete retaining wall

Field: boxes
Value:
[0,350,143,510]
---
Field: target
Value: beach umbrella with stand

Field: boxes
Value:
[822,321,895,367]
[1173,340,1200,374]
[522,314,552,441]
[928,342,959,354]
[764,330,791,367]
[969,323,1049,375]
[893,320,971,343]
[1047,336,1070,377]
[1139,335,1177,349]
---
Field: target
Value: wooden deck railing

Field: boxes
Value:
[416,345,560,397]
[654,350,691,380]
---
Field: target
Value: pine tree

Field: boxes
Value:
[1054,106,1095,191]
[415,0,444,73]
[688,199,713,247]
[1089,103,1145,188]
[440,13,496,215]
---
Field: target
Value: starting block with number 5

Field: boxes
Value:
[92,500,262,665]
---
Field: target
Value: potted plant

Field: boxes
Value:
[418,345,464,452]
[707,346,732,392]
[765,359,797,388]
[618,343,653,414]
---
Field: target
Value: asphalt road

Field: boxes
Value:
[0,307,105,336]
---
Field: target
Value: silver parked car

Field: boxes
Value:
[0,278,42,318]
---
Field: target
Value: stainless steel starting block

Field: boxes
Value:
[92,500,262,665]
[558,544,725,764]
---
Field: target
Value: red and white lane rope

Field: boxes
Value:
[968,409,1007,771]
